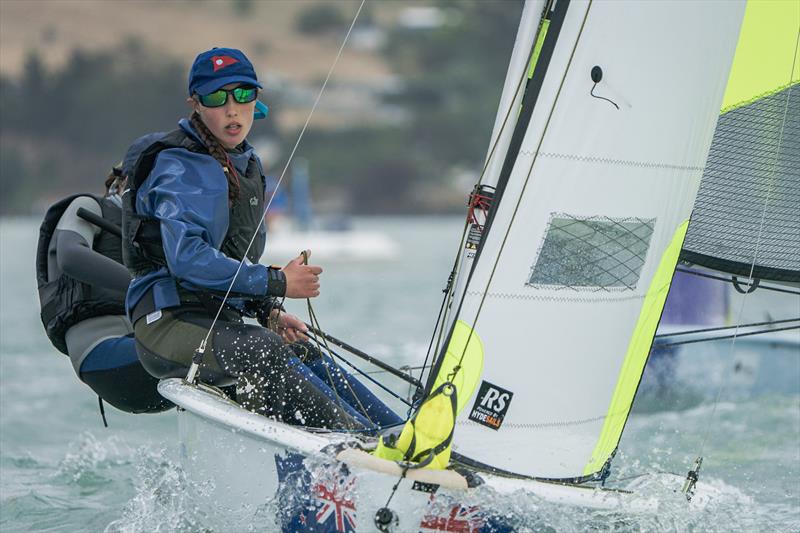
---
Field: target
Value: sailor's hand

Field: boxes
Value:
[270,310,308,343]
[283,251,322,298]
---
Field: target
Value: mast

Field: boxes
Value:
[440,0,548,337]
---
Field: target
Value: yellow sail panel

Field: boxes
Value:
[373,321,483,469]
[431,320,485,414]
[584,221,690,476]
[721,0,800,113]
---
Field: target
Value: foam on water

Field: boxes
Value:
[103,447,211,533]
[106,437,796,533]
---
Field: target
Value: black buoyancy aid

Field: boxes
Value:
[121,128,266,279]
[36,194,126,355]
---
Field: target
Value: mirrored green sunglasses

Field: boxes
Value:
[198,86,258,107]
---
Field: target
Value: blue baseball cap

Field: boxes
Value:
[188,47,263,96]
[188,47,268,119]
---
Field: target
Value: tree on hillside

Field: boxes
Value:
[383,1,524,174]
[0,41,186,211]
[292,1,523,214]
[296,3,346,35]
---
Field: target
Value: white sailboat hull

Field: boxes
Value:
[159,379,656,532]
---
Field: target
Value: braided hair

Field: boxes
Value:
[190,111,241,204]
[104,165,126,197]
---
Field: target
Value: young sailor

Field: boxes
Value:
[124,47,401,430]
[36,167,173,416]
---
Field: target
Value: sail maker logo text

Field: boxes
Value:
[468,381,513,430]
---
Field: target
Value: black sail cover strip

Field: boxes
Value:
[424,0,572,396]
[681,84,800,283]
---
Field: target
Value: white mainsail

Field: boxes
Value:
[436,0,746,479]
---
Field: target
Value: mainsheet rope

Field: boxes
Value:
[299,250,376,430]
[186,0,366,383]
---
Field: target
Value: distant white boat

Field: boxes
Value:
[259,157,399,263]
[265,228,399,264]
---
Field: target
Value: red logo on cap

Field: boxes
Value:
[211,55,239,72]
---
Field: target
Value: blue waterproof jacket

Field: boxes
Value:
[125,119,269,316]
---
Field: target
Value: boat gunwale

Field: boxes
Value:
[158,378,354,456]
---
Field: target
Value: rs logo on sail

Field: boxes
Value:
[480,387,510,411]
[469,381,513,430]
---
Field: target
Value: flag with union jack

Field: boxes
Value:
[419,494,515,533]
[275,452,357,533]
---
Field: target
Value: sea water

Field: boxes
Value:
[1,216,798,532]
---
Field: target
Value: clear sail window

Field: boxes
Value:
[528,214,655,290]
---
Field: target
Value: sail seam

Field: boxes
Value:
[721,80,800,114]
[525,150,706,171]
[455,0,590,377]
[458,412,616,429]
[464,290,644,303]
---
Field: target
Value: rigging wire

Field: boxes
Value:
[654,317,800,339]
[417,222,468,388]
[373,5,564,519]
[185,0,366,383]
[656,324,800,349]
[304,324,422,387]
[690,24,800,479]
[420,0,574,401]
[365,364,430,376]
[316,342,414,408]
[447,0,592,391]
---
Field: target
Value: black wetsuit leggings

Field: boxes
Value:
[134,306,360,429]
